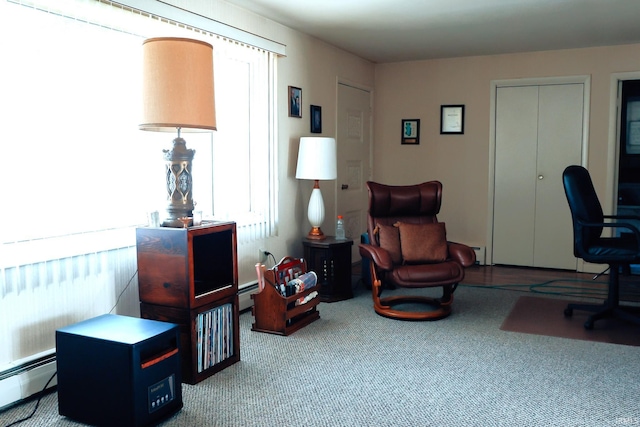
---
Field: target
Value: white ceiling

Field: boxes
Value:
[224,0,640,63]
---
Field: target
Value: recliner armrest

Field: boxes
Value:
[359,243,394,270]
[447,242,476,267]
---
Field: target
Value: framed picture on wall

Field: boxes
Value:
[440,105,465,134]
[401,119,420,144]
[310,105,322,133]
[289,86,302,118]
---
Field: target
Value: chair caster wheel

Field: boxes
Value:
[564,308,573,317]
[584,320,594,330]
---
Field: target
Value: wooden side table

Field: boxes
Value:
[303,237,354,302]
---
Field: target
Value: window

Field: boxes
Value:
[0,0,277,264]
[0,0,279,377]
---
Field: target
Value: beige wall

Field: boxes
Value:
[169,0,640,265]
[374,44,640,257]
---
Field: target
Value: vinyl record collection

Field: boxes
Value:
[196,302,234,373]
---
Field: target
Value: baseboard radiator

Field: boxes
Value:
[238,282,258,312]
[472,246,486,265]
[0,350,58,410]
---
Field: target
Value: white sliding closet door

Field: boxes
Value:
[493,84,583,269]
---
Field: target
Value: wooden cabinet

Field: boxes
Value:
[136,221,240,384]
[251,257,320,336]
[303,237,353,302]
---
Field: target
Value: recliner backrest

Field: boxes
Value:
[562,165,604,256]
[366,181,442,242]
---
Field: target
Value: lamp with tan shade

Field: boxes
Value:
[139,37,216,227]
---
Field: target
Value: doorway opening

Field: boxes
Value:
[616,79,640,273]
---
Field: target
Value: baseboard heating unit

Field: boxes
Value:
[0,350,58,411]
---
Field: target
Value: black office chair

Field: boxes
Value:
[562,165,640,329]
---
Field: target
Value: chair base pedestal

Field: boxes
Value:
[375,295,452,321]
[564,302,640,330]
[563,265,640,330]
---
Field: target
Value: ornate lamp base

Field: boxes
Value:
[162,136,195,227]
[306,182,327,240]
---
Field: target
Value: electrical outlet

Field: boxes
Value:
[258,248,268,263]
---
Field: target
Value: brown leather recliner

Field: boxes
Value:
[359,181,476,320]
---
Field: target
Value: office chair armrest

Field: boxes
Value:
[577,218,640,241]
[359,243,394,270]
[447,242,477,267]
[603,214,640,221]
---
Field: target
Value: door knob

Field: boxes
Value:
[341,184,349,190]
[538,175,544,180]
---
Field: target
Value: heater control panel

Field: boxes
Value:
[148,374,177,413]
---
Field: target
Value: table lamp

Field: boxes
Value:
[295,137,337,240]
[140,37,216,227]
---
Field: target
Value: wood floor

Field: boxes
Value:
[353,262,640,302]
[461,264,612,299]
[462,264,600,286]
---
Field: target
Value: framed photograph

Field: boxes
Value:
[401,119,420,144]
[310,105,322,133]
[288,86,302,118]
[440,105,465,134]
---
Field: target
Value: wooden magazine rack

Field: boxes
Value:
[251,257,320,336]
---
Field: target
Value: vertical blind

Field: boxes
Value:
[0,0,277,366]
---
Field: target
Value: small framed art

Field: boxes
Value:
[440,105,465,134]
[401,119,420,144]
[310,105,322,133]
[289,86,302,118]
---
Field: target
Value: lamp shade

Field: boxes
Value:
[295,137,337,180]
[140,37,216,132]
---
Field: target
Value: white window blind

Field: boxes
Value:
[0,0,277,263]
[0,0,278,370]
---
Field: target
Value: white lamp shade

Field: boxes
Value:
[295,137,337,180]
[140,37,216,132]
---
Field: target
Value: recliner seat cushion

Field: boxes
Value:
[391,261,463,287]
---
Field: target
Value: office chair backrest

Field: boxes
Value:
[562,165,604,255]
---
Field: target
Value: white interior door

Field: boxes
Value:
[533,85,583,268]
[336,82,372,261]
[493,86,539,266]
[493,83,583,269]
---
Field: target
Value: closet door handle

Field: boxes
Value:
[538,175,544,180]
[341,184,349,190]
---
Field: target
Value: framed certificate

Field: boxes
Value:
[440,105,465,134]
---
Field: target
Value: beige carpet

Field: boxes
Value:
[500,295,640,347]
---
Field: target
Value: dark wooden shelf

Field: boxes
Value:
[303,237,354,302]
[136,222,240,384]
